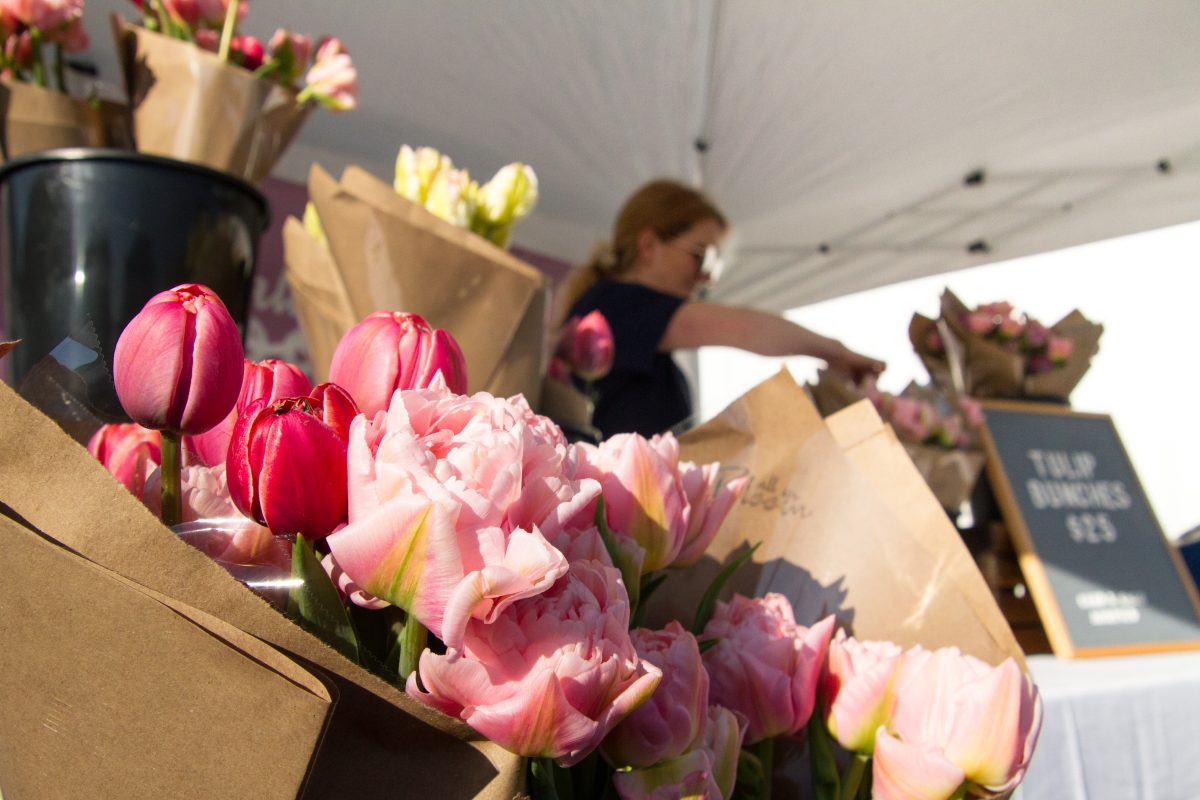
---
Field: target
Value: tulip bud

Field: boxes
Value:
[329,311,468,416]
[87,423,161,502]
[822,629,903,754]
[226,393,349,538]
[557,311,614,382]
[299,36,358,111]
[113,283,244,436]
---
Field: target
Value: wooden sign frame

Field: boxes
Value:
[979,400,1200,658]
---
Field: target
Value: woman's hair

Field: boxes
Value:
[553,179,726,324]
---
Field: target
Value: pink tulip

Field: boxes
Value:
[602,621,710,768]
[267,28,312,84]
[145,462,288,569]
[1047,335,1074,364]
[701,706,748,800]
[557,310,615,381]
[188,358,312,468]
[227,393,349,539]
[821,629,903,753]
[673,463,748,568]
[113,284,244,436]
[407,559,662,766]
[321,554,389,610]
[876,647,1042,798]
[301,36,358,111]
[701,593,835,744]
[0,0,81,32]
[964,311,995,336]
[997,316,1024,340]
[576,433,689,572]
[325,384,599,649]
[329,311,468,417]
[959,396,984,430]
[873,730,966,800]
[611,750,722,800]
[87,423,161,502]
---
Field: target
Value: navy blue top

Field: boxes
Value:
[567,280,691,439]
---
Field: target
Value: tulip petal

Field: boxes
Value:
[873,726,965,800]
[943,659,1031,789]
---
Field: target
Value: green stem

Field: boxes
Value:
[398,612,428,681]
[160,430,182,527]
[840,753,869,800]
[754,737,775,800]
[217,0,239,62]
[151,0,178,38]
[30,28,46,88]
[53,43,66,93]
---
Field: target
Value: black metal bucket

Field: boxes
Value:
[0,148,268,423]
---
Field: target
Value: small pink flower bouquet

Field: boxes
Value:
[810,370,987,510]
[110,0,358,182]
[910,289,1103,401]
[0,0,130,158]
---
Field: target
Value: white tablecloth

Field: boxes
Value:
[1015,651,1200,800]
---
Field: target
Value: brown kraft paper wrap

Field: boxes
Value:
[653,369,1023,667]
[282,217,359,383]
[0,380,525,799]
[0,79,125,160]
[300,163,548,401]
[111,17,307,183]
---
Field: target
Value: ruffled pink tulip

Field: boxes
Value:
[301,36,358,111]
[874,730,966,800]
[188,358,312,468]
[328,311,468,416]
[701,706,748,800]
[612,749,721,800]
[267,28,312,84]
[603,621,709,768]
[113,284,244,436]
[557,310,615,381]
[875,647,1042,799]
[407,559,661,766]
[821,629,903,753]
[227,393,349,539]
[87,422,161,502]
[0,0,81,32]
[701,593,835,744]
[673,462,748,568]
[145,462,288,569]
[576,433,689,572]
[325,385,599,649]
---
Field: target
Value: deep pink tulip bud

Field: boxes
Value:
[227,394,349,538]
[329,311,468,416]
[557,310,614,381]
[701,593,835,745]
[188,357,311,467]
[602,621,710,768]
[113,284,244,435]
[232,34,265,71]
[87,423,161,502]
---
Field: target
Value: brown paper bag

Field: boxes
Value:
[112,17,305,183]
[655,369,1023,666]
[300,163,548,401]
[282,217,359,383]
[0,379,525,799]
[0,514,331,799]
[0,79,121,160]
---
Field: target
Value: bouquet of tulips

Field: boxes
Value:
[810,371,986,511]
[539,309,615,443]
[110,0,357,182]
[910,289,1103,402]
[37,279,1039,799]
[283,152,548,404]
[0,0,129,158]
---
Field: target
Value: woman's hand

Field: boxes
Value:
[825,344,886,384]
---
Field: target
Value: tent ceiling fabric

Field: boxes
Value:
[82,1,1200,312]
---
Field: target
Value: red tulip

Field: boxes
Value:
[227,393,349,539]
[329,311,468,416]
[188,358,312,467]
[113,284,244,436]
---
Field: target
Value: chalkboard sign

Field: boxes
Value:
[980,401,1200,658]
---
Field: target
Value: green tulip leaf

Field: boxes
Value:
[692,542,760,636]
[288,536,361,665]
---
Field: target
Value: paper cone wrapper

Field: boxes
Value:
[654,369,1023,666]
[304,164,548,401]
[1024,309,1104,399]
[112,17,306,183]
[282,217,358,383]
[908,312,959,394]
[538,376,599,440]
[0,380,525,799]
[808,368,867,417]
[902,442,986,511]
[0,79,128,160]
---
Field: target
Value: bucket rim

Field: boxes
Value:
[0,147,269,226]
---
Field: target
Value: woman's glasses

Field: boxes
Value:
[670,243,726,282]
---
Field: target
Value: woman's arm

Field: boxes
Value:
[662,301,885,377]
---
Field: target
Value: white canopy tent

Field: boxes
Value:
[80,0,1200,309]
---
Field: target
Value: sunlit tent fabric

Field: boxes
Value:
[82,0,1200,309]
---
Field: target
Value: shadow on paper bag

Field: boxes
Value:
[646,368,1023,667]
[0,379,524,799]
